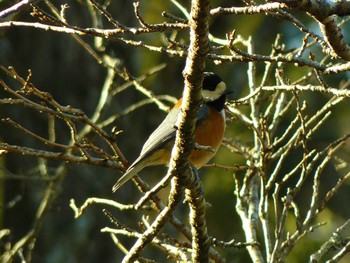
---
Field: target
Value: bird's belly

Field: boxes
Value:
[191,109,225,168]
[144,148,172,166]
[145,109,225,168]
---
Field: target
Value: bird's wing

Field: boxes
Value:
[195,103,209,125]
[130,103,209,170]
[112,104,209,192]
[134,107,180,166]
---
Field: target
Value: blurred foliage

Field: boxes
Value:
[0,0,349,262]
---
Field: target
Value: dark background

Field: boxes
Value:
[1,0,349,262]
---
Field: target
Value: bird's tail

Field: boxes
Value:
[112,163,143,192]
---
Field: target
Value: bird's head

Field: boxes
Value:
[202,72,232,102]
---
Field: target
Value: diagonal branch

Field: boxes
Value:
[0,0,37,19]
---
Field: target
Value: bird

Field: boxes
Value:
[112,72,232,192]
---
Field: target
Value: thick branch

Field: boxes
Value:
[276,0,350,60]
[180,0,211,261]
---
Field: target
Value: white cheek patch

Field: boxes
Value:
[202,89,213,100]
[216,82,226,94]
[202,81,226,101]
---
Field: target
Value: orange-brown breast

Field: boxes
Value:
[190,107,225,168]
[145,103,225,168]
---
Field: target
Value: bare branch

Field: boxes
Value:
[0,0,37,19]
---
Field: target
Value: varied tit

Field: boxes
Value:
[113,72,232,192]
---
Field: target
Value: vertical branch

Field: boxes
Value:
[181,0,211,261]
[122,0,212,261]
[235,37,265,263]
[185,168,209,262]
[246,38,266,263]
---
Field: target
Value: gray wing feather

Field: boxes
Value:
[139,104,209,160]
[112,104,209,192]
[139,107,180,158]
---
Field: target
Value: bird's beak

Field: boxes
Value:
[224,89,233,95]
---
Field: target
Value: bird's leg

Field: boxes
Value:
[194,143,215,153]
